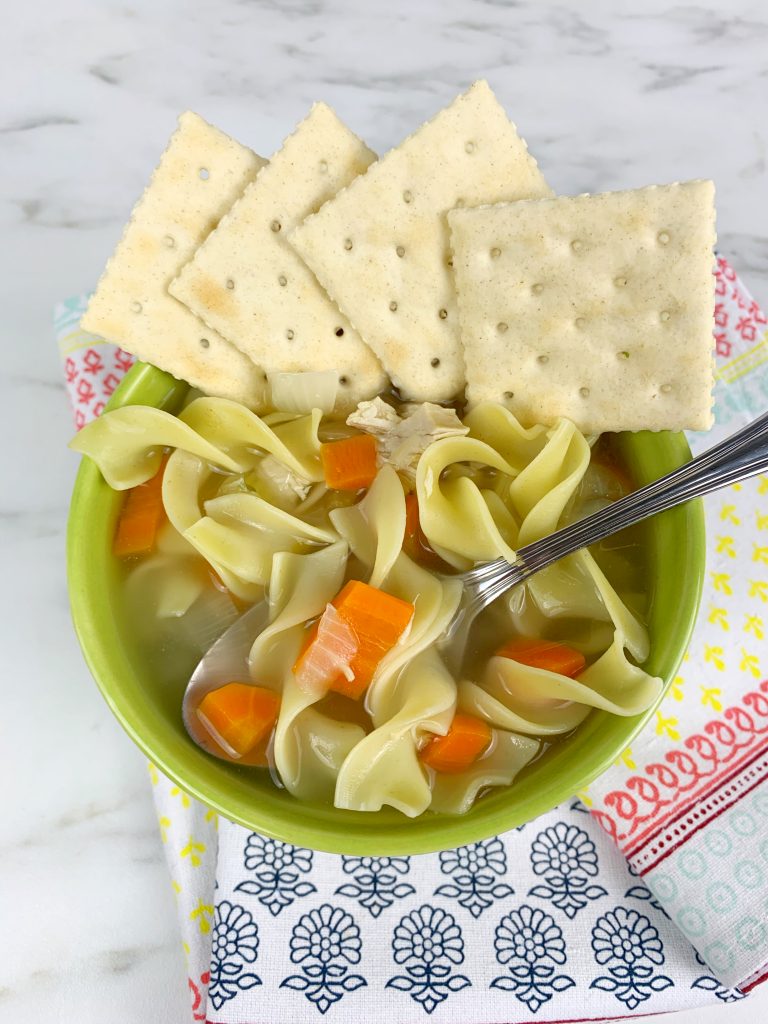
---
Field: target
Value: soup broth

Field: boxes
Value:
[111,400,652,817]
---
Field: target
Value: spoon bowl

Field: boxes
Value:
[183,601,271,761]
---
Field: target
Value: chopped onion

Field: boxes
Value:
[294,604,358,694]
[250,454,311,507]
[268,371,339,415]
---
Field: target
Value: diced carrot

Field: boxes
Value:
[292,604,358,694]
[320,434,378,490]
[293,580,415,699]
[196,683,280,759]
[113,456,168,558]
[403,492,448,570]
[330,580,415,698]
[496,637,586,678]
[420,713,492,774]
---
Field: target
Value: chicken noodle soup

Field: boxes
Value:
[71,393,659,817]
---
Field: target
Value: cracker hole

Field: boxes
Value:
[225,278,235,290]
[574,317,586,329]
[503,391,514,400]
[344,238,353,251]
[658,230,671,245]
[130,300,143,313]
[339,375,349,385]
[319,159,328,174]
[200,338,210,349]
[660,310,671,322]
[198,168,210,181]
[335,327,344,337]
[454,197,465,208]
[531,282,543,295]
[431,357,441,367]
[570,239,584,253]
[464,140,476,154]
[537,354,549,364]
[497,322,508,334]
[614,276,628,288]
[270,219,282,233]
[163,234,175,248]
[438,308,448,320]
[490,247,501,260]
[446,255,454,267]
[402,190,413,204]
[396,245,405,258]
[661,383,673,394]
[286,329,295,340]
[579,386,590,398]
[618,350,630,360]
[278,274,287,287]
[389,300,398,312]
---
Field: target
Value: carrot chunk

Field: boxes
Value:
[420,713,492,774]
[293,580,415,699]
[196,683,280,759]
[496,637,586,678]
[293,604,358,694]
[320,434,378,490]
[330,580,415,698]
[113,456,168,558]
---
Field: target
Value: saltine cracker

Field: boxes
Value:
[449,181,716,432]
[82,111,267,406]
[289,81,551,403]
[170,102,385,412]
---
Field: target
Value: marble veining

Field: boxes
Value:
[2,0,766,1021]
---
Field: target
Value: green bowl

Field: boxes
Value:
[68,362,705,854]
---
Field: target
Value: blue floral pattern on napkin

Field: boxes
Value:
[589,906,674,1010]
[386,904,471,1014]
[234,834,317,916]
[490,905,575,1013]
[434,838,514,918]
[527,822,608,918]
[280,904,366,1014]
[335,855,415,917]
[208,901,262,1010]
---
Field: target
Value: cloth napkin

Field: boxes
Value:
[58,255,768,1023]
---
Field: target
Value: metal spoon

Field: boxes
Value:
[444,408,768,669]
[182,600,270,760]
[183,409,768,753]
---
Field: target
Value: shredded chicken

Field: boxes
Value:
[346,396,401,437]
[253,454,311,503]
[347,398,468,480]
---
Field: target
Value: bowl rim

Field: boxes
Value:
[67,361,706,854]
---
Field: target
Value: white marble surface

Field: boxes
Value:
[2,0,767,1021]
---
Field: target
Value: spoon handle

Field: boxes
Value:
[518,410,768,575]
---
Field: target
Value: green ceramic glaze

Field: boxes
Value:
[67,362,705,854]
